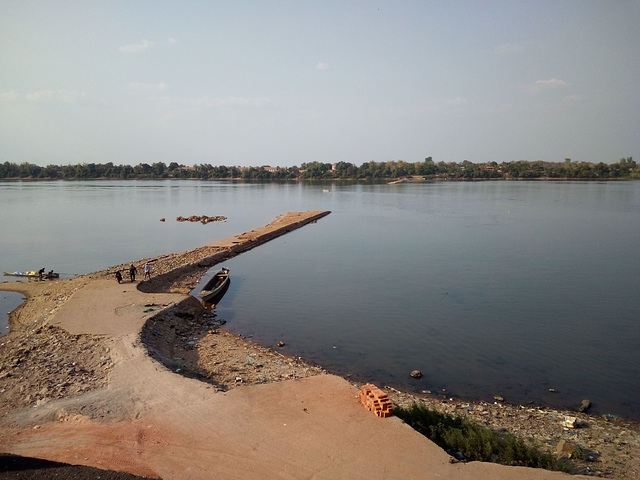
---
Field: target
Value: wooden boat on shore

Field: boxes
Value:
[3,270,59,279]
[198,267,230,303]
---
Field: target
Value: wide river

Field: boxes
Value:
[1,180,639,420]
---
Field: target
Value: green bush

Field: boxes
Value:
[394,403,571,473]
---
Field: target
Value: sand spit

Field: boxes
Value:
[0,211,637,479]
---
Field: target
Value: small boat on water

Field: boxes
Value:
[3,270,59,279]
[198,267,230,303]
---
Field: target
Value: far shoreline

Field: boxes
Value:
[1,175,637,183]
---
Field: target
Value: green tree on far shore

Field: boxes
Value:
[0,157,637,181]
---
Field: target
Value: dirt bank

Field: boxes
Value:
[0,211,637,479]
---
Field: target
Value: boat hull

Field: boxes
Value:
[198,268,230,303]
[4,271,59,279]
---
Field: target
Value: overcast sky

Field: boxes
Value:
[1,1,639,167]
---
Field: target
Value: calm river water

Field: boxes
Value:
[1,180,639,420]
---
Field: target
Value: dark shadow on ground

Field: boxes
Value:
[0,454,160,480]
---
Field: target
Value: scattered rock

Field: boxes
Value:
[176,215,227,224]
[410,370,422,379]
[277,341,285,347]
[562,416,578,428]
[494,395,504,402]
[0,325,112,414]
[578,399,591,413]
[556,439,582,458]
[140,305,325,391]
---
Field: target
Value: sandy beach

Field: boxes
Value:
[1,211,638,479]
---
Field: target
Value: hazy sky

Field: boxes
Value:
[1,1,639,167]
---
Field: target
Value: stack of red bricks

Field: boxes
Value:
[358,383,393,418]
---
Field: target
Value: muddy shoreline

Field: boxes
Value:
[139,299,640,478]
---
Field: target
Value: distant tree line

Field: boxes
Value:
[0,157,637,180]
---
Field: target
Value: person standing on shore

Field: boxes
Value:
[129,264,137,282]
[115,271,122,283]
[144,263,151,280]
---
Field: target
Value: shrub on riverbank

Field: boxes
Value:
[394,403,572,473]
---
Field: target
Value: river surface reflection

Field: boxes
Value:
[1,180,639,419]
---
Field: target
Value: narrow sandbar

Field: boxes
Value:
[0,211,638,479]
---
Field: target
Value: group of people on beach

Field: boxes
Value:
[115,263,151,284]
